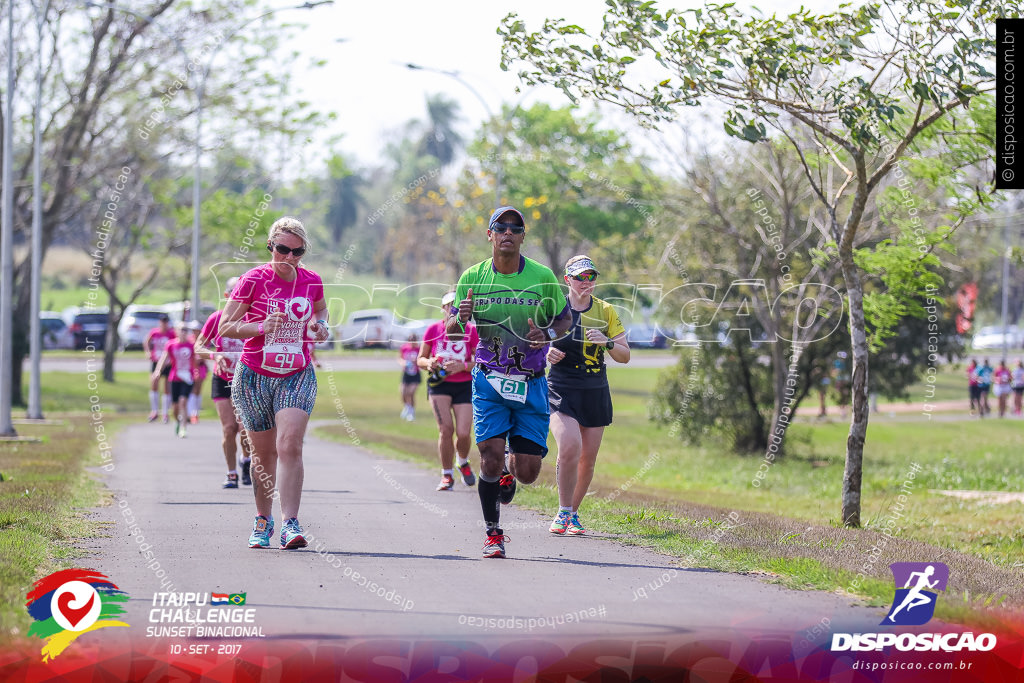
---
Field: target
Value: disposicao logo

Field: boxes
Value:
[25,569,129,661]
[831,562,996,653]
[883,562,948,626]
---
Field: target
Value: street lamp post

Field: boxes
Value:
[27,0,54,420]
[1,0,16,435]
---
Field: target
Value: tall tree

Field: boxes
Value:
[324,153,365,247]
[2,2,328,397]
[418,94,464,167]
[467,103,654,271]
[501,0,1004,526]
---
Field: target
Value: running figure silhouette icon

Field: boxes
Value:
[883,562,949,626]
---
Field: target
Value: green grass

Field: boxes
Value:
[0,418,129,638]
[311,366,1024,622]
[25,371,152,414]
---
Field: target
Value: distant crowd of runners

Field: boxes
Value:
[966,357,1024,418]
[141,210,629,557]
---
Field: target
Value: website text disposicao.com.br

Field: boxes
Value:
[849,660,974,672]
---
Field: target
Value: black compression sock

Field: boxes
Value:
[478,476,501,532]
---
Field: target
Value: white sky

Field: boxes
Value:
[278,0,834,170]
[281,1,607,167]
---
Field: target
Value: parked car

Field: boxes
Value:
[388,319,435,349]
[118,305,170,351]
[161,301,216,326]
[972,325,1023,350]
[625,323,668,349]
[40,312,74,349]
[336,309,399,349]
[69,309,110,350]
[314,326,335,350]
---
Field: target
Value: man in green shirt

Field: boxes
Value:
[447,206,572,558]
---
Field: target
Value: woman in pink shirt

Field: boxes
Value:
[219,217,330,550]
[152,321,197,438]
[417,291,480,491]
[195,276,252,490]
[993,360,1013,418]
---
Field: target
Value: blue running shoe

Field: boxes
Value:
[280,517,307,549]
[248,515,274,549]
[567,513,586,535]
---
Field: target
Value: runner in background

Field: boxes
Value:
[188,320,208,424]
[144,314,175,422]
[418,291,479,491]
[153,321,197,438]
[1012,359,1024,416]
[195,277,252,489]
[219,217,329,550]
[993,360,1012,418]
[967,358,981,416]
[399,333,422,421]
[546,255,629,536]
[978,358,994,417]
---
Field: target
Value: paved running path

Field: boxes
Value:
[84,420,889,645]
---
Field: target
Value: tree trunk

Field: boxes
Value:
[11,263,32,406]
[839,249,870,528]
[103,324,118,382]
[767,338,789,454]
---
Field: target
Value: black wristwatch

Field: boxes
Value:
[605,339,615,350]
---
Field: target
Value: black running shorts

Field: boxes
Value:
[548,383,613,428]
[211,375,232,401]
[427,380,472,404]
[170,380,193,403]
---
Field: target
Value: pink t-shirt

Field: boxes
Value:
[400,343,420,375]
[199,311,245,381]
[229,264,324,378]
[422,320,478,383]
[165,340,196,384]
[146,328,175,362]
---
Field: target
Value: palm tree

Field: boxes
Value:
[326,154,365,245]
[417,94,463,167]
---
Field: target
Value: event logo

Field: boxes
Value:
[25,569,129,661]
[286,297,312,322]
[883,562,948,626]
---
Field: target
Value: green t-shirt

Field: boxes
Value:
[455,255,566,376]
[549,296,625,389]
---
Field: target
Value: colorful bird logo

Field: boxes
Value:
[25,569,129,661]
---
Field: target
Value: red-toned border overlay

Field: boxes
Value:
[1,626,1022,682]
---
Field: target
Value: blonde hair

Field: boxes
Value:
[565,254,590,270]
[268,216,311,252]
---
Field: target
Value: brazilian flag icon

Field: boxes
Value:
[228,593,246,606]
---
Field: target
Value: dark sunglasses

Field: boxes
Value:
[490,222,525,235]
[269,243,306,257]
[570,272,598,282]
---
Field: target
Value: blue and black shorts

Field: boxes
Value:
[471,366,549,457]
